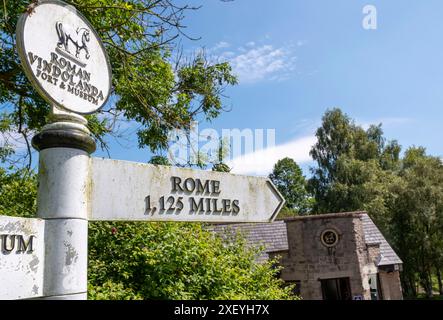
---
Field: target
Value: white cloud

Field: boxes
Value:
[227,135,316,176]
[223,115,412,176]
[213,41,230,50]
[209,41,298,84]
[229,44,296,84]
[289,119,320,134]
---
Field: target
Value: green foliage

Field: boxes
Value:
[212,162,231,173]
[88,221,296,300]
[308,108,400,219]
[0,167,36,218]
[211,138,231,172]
[176,55,237,121]
[389,147,443,297]
[148,155,171,166]
[269,157,313,216]
[88,281,143,300]
[308,108,443,298]
[0,0,237,160]
[0,1,294,300]
[0,169,296,300]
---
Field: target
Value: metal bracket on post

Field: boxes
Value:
[32,105,95,300]
[32,106,96,154]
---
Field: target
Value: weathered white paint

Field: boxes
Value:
[16,0,111,114]
[0,216,45,300]
[42,219,88,297]
[36,128,90,299]
[89,158,285,223]
[37,148,90,220]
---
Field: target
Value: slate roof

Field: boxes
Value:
[209,221,288,262]
[210,212,402,267]
[360,214,403,266]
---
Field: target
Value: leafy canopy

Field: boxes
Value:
[308,108,401,217]
[307,108,443,298]
[389,147,443,297]
[0,1,297,300]
[269,157,313,216]
[0,0,237,168]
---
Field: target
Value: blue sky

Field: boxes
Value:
[47,1,443,176]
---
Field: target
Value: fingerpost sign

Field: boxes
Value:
[1,0,285,300]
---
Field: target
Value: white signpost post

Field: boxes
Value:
[0,0,285,300]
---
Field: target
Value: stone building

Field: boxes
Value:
[211,211,403,300]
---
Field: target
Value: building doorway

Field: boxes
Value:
[368,273,383,300]
[320,277,352,300]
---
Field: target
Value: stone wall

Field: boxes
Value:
[359,242,380,300]
[278,213,366,300]
[353,216,379,300]
[378,270,403,300]
[274,213,403,300]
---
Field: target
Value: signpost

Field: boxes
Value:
[0,216,45,300]
[90,158,284,223]
[16,0,112,114]
[0,0,285,300]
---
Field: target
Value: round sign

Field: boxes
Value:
[16,0,112,114]
[320,229,339,247]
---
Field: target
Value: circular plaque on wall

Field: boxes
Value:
[321,229,339,247]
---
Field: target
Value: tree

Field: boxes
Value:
[0,0,237,169]
[308,108,401,222]
[316,158,400,227]
[212,137,231,172]
[389,147,443,298]
[308,108,443,298]
[269,157,313,216]
[0,1,297,300]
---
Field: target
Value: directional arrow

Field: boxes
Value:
[89,158,285,223]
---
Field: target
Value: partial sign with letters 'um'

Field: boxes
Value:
[0,216,45,300]
[16,0,112,114]
[89,158,285,223]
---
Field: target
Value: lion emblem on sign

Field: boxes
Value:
[55,22,90,61]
